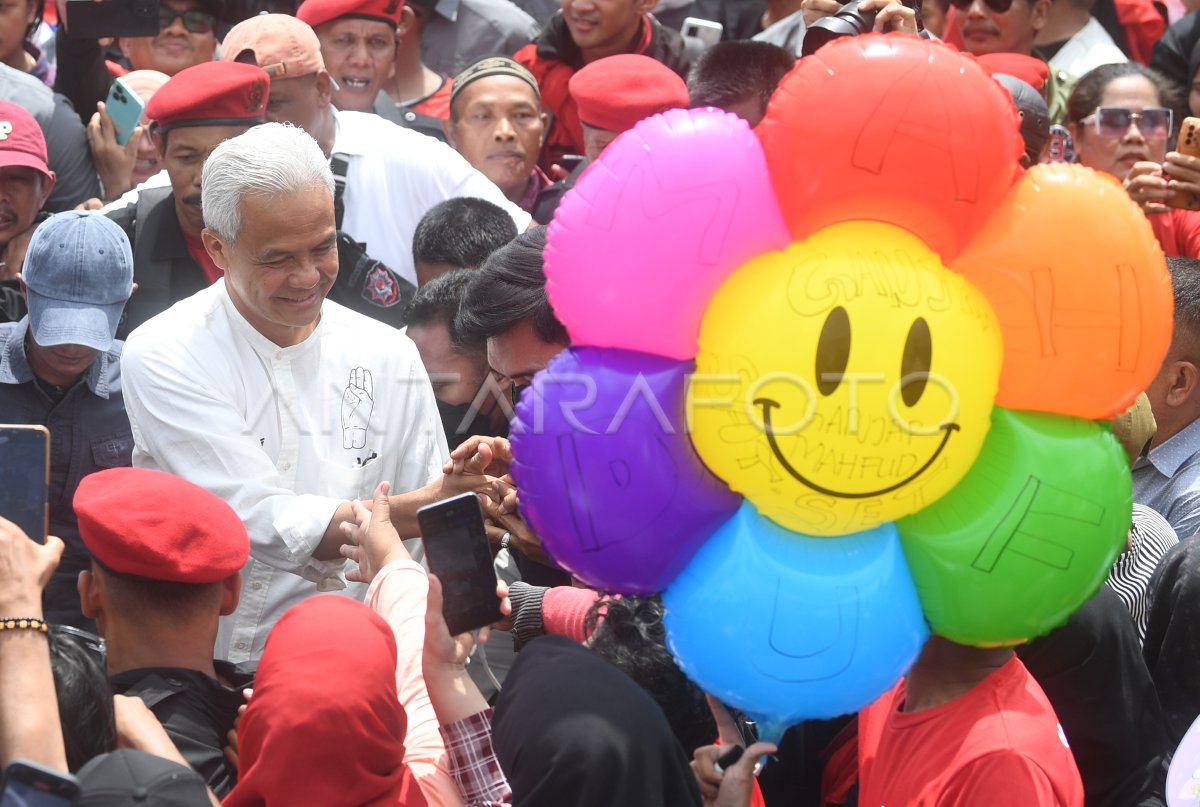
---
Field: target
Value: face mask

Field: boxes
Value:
[437,399,501,448]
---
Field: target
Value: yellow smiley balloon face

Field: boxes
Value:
[689,222,1004,536]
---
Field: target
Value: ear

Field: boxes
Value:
[202,227,231,270]
[315,70,335,106]
[117,37,132,59]
[1165,360,1199,406]
[151,127,166,156]
[637,0,657,13]
[397,5,416,36]
[38,172,56,209]
[1031,0,1051,30]
[219,572,243,616]
[442,116,458,148]
[78,569,102,620]
[539,112,549,144]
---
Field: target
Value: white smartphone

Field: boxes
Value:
[681,16,724,46]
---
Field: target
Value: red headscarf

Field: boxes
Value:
[223,596,428,807]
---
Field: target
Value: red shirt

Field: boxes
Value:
[856,656,1084,807]
[182,230,223,285]
[408,76,453,120]
[1150,208,1200,258]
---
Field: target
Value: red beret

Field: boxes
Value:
[298,0,403,28]
[146,61,270,132]
[75,468,249,584]
[977,53,1050,92]
[569,54,688,134]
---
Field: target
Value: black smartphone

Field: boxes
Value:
[417,493,502,636]
[0,425,50,543]
[65,0,160,39]
[1,760,80,806]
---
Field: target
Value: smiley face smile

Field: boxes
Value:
[755,397,960,499]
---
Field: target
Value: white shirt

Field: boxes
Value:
[334,109,533,286]
[121,280,449,662]
[1048,17,1127,81]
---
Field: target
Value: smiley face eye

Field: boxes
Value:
[900,317,932,407]
[816,306,851,396]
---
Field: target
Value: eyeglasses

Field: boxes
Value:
[1081,106,1173,140]
[510,381,531,408]
[948,0,1014,13]
[159,7,216,33]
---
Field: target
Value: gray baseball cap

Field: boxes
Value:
[22,212,134,351]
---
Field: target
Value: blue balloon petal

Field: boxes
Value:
[664,503,929,728]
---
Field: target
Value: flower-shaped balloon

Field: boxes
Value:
[510,35,1171,742]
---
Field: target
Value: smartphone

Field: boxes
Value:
[417,493,503,636]
[0,426,50,543]
[105,77,146,148]
[682,16,724,46]
[64,0,159,40]
[1167,116,1200,211]
[1,760,80,806]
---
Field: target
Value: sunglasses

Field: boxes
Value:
[949,0,1015,13]
[1081,106,1173,139]
[159,7,216,33]
[510,381,531,408]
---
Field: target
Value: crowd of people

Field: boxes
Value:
[5,0,1200,802]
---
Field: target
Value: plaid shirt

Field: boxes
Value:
[440,709,512,806]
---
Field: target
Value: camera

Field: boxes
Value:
[801,0,922,57]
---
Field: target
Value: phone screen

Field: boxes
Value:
[0,426,50,543]
[1,780,78,806]
[1,761,80,807]
[418,493,503,636]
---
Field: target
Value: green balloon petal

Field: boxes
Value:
[897,408,1131,646]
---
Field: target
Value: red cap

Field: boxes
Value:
[146,61,270,132]
[298,0,404,28]
[0,101,50,179]
[569,54,688,133]
[75,468,250,583]
[977,53,1050,92]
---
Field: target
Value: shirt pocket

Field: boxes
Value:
[91,431,135,469]
[318,457,377,501]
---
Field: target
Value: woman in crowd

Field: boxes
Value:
[1067,62,1200,256]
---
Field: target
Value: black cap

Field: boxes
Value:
[77,750,211,806]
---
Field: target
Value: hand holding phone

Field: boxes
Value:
[418,493,503,636]
[1167,116,1200,211]
[104,77,147,148]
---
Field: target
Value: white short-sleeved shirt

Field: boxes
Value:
[334,109,532,286]
[121,280,449,662]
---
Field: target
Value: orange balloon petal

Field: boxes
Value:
[951,164,1172,420]
[757,34,1023,262]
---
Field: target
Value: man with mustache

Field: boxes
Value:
[298,0,402,115]
[953,0,1051,60]
[105,61,270,335]
[515,0,689,173]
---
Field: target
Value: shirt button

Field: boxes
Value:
[283,399,293,409]
[275,351,284,360]
[280,461,291,471]
[235,640,249,651]
[251,581,264,591]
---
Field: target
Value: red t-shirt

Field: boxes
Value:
[408,76,453,120]
[1150,208,1200,258]
[182,230,223,285]
[856,656,1084,807]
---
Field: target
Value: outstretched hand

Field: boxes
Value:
[340,481,411,583]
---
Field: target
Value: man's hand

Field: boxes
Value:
[423,573,510,670]
[800,0,842,26]
[0,518,63,614]
[87,101,140,200]
[691,741,778,807]
[481,484,552,567]
[444,435,512,479]
[341,367,374,449]
[860,0,919,33]
[340,481,411,583]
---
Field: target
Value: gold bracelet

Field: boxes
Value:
[0,617,49,633]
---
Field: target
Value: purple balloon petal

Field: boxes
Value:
[511,347,741,593]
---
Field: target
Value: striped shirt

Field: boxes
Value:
[1106,503,1179,642]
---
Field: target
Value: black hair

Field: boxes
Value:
[48,629,117,772]
[94,559,226,622]
[405,269,481,348]
[411,198,519,270]
[584,595,718,755]
[453,225,569,349]
[1168,257,1200,356]
[687,41,795,115]
[1066,63,1183,126]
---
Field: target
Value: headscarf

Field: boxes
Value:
[492,635,702,807]
[223,596,428,807]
